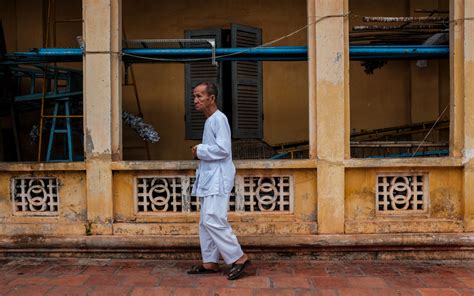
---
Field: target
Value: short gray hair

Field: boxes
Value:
[194,81,218,98]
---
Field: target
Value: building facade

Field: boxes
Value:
[0,0,473,258]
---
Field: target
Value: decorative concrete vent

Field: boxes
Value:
[135,177,192,213]
[135,176,293,214]
[236,176,293,212]
[376,173,428,215]
[11,177,59,216]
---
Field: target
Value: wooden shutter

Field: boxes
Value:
[231,24,263,139]
[184,29,223,140]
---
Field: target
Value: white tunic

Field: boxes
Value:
[192,110,236,197]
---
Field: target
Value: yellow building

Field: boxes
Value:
[0,0,472,258]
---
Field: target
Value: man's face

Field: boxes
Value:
[193,84,215,113]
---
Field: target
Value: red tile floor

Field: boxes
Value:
[0,258,473,295]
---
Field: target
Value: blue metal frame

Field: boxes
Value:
[45,70,74,162]
[15,91,83,102]
[46,99,74,162]
[7,66,81,162]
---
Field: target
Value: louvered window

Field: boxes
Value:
[184,29,223,139]
[185,24,263,140]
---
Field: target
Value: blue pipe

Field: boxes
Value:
[125,45,448,59]
[350,45,449,60]
[3,45,449,64]
[14,48,83,57]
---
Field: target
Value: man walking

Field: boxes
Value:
[188,81,250,280]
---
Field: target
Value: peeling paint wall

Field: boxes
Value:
[0,165,468,237]
[113,169,317,235]
[345,168,463,233]
[0,171,87,235]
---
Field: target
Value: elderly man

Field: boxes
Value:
[187,81,250,280]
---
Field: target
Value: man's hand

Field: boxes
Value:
[191,145,199,160]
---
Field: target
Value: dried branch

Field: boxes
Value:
[122,111,160,143]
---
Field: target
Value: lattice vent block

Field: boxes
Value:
[236,176,293,212]
[11,177,59,216]
[136,177,189,213]
[376,173,428,215]
[135,175,293,214]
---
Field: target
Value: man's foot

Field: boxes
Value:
[234,254,249,265]
[227,254,251,280]
[187,263,219,274]
[202,262,219,270]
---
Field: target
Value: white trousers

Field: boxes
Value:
[199,194,243,265]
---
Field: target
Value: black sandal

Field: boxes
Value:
[187,264,219,274]
[227,260,251,280]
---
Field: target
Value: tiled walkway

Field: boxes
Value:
[0,258,473,295]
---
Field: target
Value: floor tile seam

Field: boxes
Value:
[45,275,93,287]
[115,278,162,288]
[334,287,426,296]
[402,276,457,288]
[6,284,57,296]
[381,279,429,289]
[85,285,133,296]
[416,287,464,296]
[114,285,162,296]
[266,276,314,289]
[44,285,95,296]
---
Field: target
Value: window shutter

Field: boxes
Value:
[230,24,263,139]
[184,29,223,140]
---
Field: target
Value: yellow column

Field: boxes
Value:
[308,0,317,160]
[315,0,349,234]
[450,0,464,157]
[111,1,123,161]
[463,0,474,231]
[83,0,122,234]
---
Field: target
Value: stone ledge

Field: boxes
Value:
[345,157,463,168]
[112,221,317,236]
[1,158,461,172]
[111,159,317,171]
[345,219,464,233]
[0,162,86,171]
[1,233,472,249]
[1,233,473,260]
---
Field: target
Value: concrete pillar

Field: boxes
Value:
[83,0,122,234]
[314,0,349,234]
[450,0,464,157]
[111,1,123,161]
[308,0,317,160]
[463,0,474,231]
